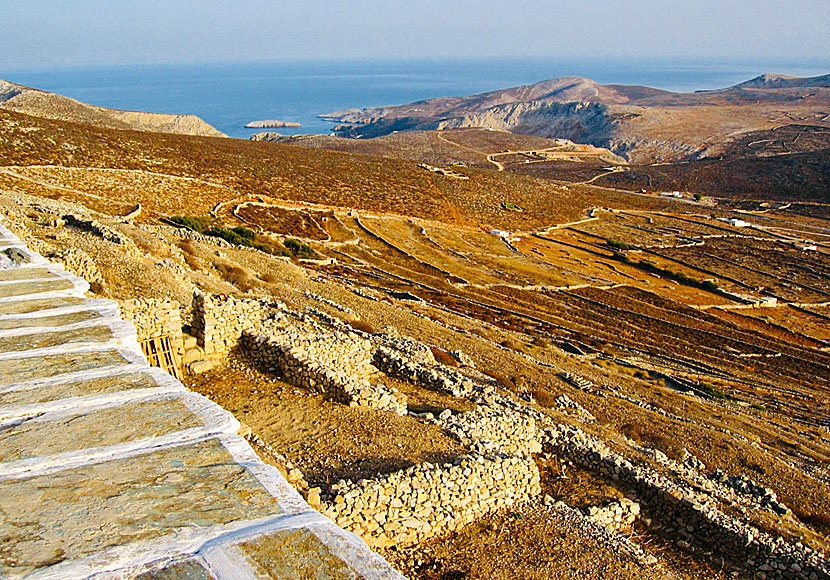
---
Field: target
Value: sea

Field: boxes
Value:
[4,58,829,139]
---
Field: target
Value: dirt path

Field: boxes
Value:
[434,131,504,171]
[0,167,136,210]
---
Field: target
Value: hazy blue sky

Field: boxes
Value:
[2,0,829,70]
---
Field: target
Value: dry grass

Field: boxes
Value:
[430,347,459,367]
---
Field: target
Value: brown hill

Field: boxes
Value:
[321,74,830,164]
[0,78,226,137]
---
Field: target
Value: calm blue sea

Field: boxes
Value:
[4,58,829,139]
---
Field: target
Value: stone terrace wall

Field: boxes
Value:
[373,344,478,398]
[241,314,407,415]
[547,425,830,580]
[192,292,264,355]
[120,297,183,352]
[436,405,542,457]
[322,453,541,549]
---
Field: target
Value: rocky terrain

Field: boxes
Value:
[1,82,830,580]
[0,78,226,137]
[321,74,830,163]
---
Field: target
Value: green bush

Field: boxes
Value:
[607,239,633,251]
[284,238,315,259]
[231,226,256,240]
[697,381,727,400]
[169,215,211,233]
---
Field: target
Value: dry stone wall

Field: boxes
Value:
[435,405,542,457]
[585,498,641,532]
[322,453,541,549]
[120,297,183,352]
[241,312,407,415]
[46,248,103,285]
[546,424,830,580]
[192,292,264,355]
[373,344,479,398]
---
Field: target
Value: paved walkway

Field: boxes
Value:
[0,221,403,579]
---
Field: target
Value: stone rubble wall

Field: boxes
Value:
[322,453,541,549]
[192,292,265,355]
[240,314,407,415]
[119,297,183,352]
[547,424,830,580]
[434,405,542,457]
[372,332,436,366]
[45,248,103,285]
[373,344,478,398]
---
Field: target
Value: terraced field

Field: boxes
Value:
[2,103,830,580]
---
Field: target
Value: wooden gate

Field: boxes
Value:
[139,335,182,380]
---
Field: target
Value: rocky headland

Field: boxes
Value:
[321,73,830,163]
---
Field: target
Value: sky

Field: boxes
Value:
[2,0,829,70]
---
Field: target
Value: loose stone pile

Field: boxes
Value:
[322,454,541,549]
[585,498,641,532]
[241,312,407,415]
[192,292,264,355]
[555,393,596,422]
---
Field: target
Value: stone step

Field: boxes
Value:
[0,223,404,580]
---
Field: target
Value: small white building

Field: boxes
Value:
[490,229,511,238]
[660,191,683,198]
[795,243,818,251]
[719,218,752,228]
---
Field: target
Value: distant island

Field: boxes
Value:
[245,119,301,128]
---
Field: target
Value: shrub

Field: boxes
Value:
[284,238,315,259]
[500,339,525,353]
[607,239,633,251]
[697,381,727,400]
[231,226,256,240]
[215,263,257,292]
[694,193,703,201]
[793,510,830,532]
[169,215,211,233]
[259,272,279,283]
[206,227,251,247]
[177,239,197,255]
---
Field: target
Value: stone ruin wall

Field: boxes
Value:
[192,292,264,355]
[119,297,183,353]
[240,313,407,415]
[114,288,827,578]
[547,425,830,580]
[321,454,540,549]
[368,332,829,579]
